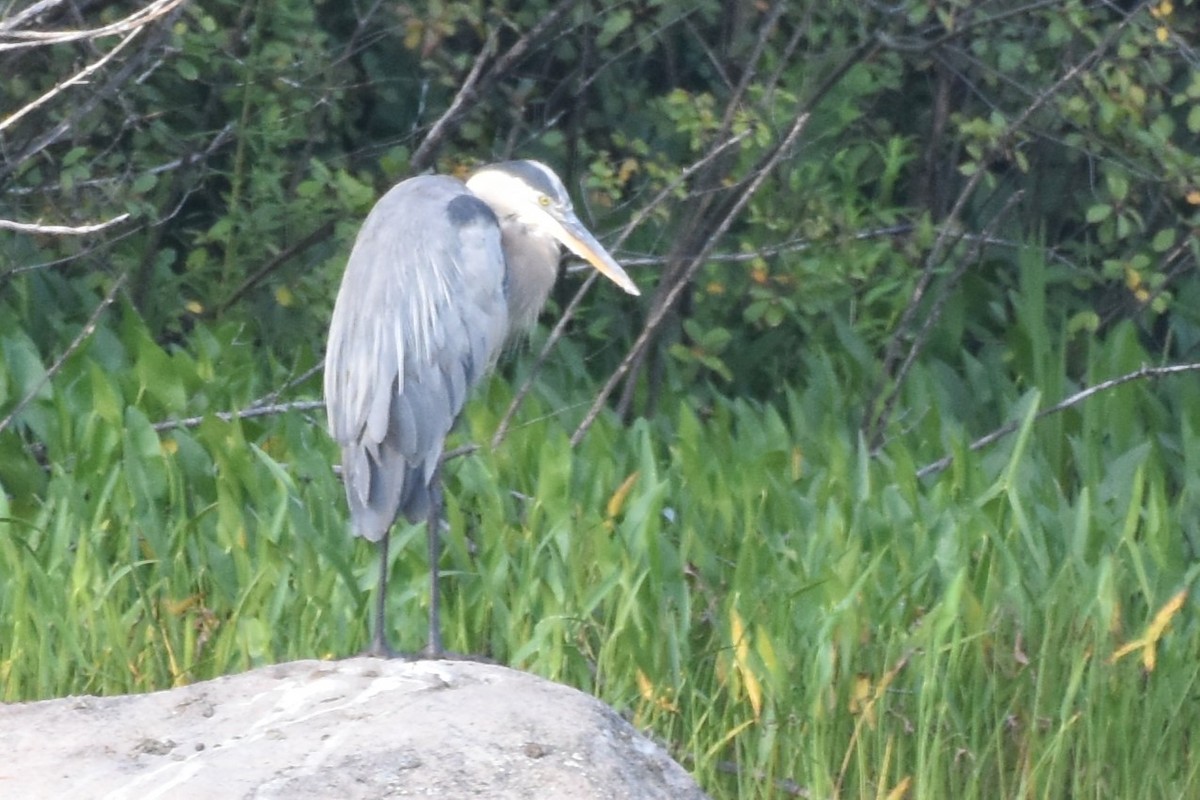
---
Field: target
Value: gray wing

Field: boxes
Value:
[324,175,509,541]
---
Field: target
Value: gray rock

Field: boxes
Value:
[0,658,709,799]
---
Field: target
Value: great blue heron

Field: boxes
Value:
[324,160,640,658]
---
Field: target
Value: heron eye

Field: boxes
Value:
[538,194,552,207]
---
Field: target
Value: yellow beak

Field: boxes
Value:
[550,212,640,296]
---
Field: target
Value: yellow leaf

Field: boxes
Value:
[162,594,200,615]
[636,668,678,712]
[1110,637,1142,663]
[617,158,639,185]
[184,299,204,314]
[885,776,913,800]
[731,607,748,660]
[743,660,763,719]
[730,606,763,719]
[1109,589,1187,672]
[850,654,910,730]
[849,673,872,717]
[275,284,295,307]
[1146,589,1186,640]
[1124,265,1143,291]
[1156,25,1169,42]
[757,627,779,677]
[1144,641,1158,671]
[606,471,640,518]
[160,437,179,456]
[402,19,424,51]
[1186,190,1200,205]
[636,668,655,701]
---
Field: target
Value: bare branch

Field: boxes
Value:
[213,220,337,315]
[4,122,236,196]
[0,213,131,235]
[0,27,142,133]
[869,190,1025,457]
[0,0,186,51]
[410,0,580,171]
[1,14,182,181]
[570,36,882,446]
[864,4,1147,444]
[0,0,69,35]
[149,366,325,433]
[409,30,498,172]
[916,362,1200,480]
[605,224,1084,271]
[152,400,326,434]
[568,118,810,445]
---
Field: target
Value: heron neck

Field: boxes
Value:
[497,217,559,334]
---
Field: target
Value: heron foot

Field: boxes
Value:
[354,642,493,663]
[418,644,497,664]
[359,639,415,660]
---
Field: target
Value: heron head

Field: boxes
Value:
[466,160,640,296]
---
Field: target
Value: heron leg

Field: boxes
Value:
[364,530,401,658]
[424,465,445,659]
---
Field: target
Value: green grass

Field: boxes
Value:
[2,312,1199,798]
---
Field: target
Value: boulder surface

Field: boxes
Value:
[0,657,708,799]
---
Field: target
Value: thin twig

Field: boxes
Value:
[607,4,787,417]
[2,9,181,182]
[213,220,337,315]
[246,362,325,411]
[915,362,1200,479]
[3,122,236,196]
[0,273,128,436]
[606,224,1082,270]
[0,0,68,34]
[0,26,142,133]
[0,0,185,50]
[409,30,498,171]
[571,37,881,446]
[865,4,1146,444]
[569,118,810,445]
[148,368,324,433]
[870,190,1025,456]
[490,129,752,448]
[152,400,326,433]
[0,213,131,236]
[410,0,580,171]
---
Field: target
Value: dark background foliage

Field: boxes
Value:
[4,1,1197,419]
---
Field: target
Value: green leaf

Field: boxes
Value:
[1187,105,1200,134]
[88,362,123,426]
[62,147,88,167]
[596,9,632,48]
[1,332,49,404]
[1106,171,1129,202]
[1150,228,1176,252]
[132,172,157,194]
